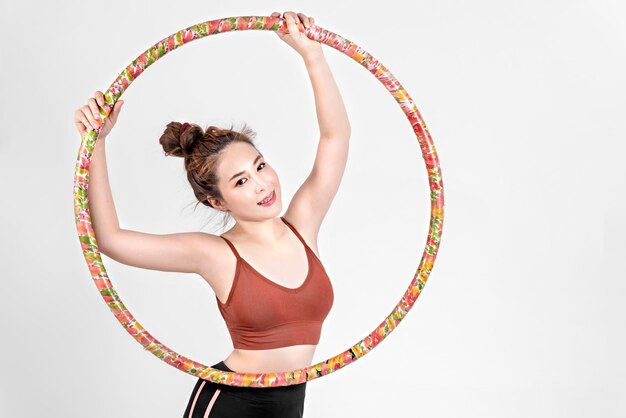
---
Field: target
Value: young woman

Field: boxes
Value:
[74,11,350,418]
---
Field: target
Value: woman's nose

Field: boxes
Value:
[253,178,268,192]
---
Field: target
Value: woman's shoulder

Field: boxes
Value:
[194,231,237,286]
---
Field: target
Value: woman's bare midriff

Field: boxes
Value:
[223,344,317,373]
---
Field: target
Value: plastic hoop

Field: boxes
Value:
[73,16,445,387]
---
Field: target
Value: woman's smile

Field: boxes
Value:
[257,190,276,206]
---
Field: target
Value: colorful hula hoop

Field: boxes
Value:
[73,16,445,388]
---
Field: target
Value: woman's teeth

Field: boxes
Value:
[258,191,274,205]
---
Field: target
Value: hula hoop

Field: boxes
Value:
[73,16,445,388]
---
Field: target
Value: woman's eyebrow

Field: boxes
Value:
[228,154,263,182]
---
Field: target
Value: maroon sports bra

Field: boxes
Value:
[216,216,334,350]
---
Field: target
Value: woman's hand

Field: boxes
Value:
[74,91,124,138]
[271,11,322,60]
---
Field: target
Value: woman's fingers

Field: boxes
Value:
[88,97,101,119]
[95,90,105,107]
[87,98,101,126]
[279,11,311,30]
[283,11,297,23]
[284,12,299,34]
[79,114,92,133]
[83,102,100,131]
[74,91,123,137]
[296,13,310,28]
[109,100,124,124]
[74,109,88,135]
[74,109,93,134]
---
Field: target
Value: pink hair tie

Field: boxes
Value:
[179,122,190,135]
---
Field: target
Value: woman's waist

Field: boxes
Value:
[225,344,317,374]
[206,358,308,399]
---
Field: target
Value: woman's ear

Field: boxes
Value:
[208,196,228,212]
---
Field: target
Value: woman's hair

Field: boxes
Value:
[159,121,258,227]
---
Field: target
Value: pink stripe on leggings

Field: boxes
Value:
[188,381,205,417]
[203,389,221,417]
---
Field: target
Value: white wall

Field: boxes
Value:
[0,0,623,416]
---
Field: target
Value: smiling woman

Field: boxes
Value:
[159,121,262,229]
[157,117,337,414]
[73,9,443,418]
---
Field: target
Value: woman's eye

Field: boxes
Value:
[236,163,266,186]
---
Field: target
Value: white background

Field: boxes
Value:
[1,0,624,417]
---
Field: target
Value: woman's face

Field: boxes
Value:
[212,141,282,220]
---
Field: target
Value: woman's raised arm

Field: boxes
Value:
[74,92,222,278]
[271,11,351,234]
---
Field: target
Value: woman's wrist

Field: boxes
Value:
[94,134,108,148]
[302,48,325,66]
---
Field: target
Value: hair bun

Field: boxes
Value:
[159,121,203,158]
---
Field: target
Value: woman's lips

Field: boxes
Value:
[258,190,276,206]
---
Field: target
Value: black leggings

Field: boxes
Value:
[182,361,307,418]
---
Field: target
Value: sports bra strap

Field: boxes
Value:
[280,216,307,248]
[219,236,241,259]
[220,216,306,258]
